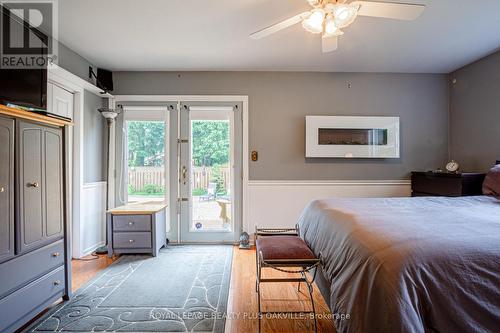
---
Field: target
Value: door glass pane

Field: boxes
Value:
[126,121,166,204]
[190,115,231,231]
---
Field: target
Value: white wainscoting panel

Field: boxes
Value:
[79,182,107,258]
[246,180,411,232]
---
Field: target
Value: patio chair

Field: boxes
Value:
[200,182,217,201]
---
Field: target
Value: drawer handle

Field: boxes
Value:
[129,239,135,243]
[128,222,134,226]
[53,280,61,286]
[27,182,39,188]
[52,252,60,257]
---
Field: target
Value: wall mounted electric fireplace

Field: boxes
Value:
[306,116,400,158]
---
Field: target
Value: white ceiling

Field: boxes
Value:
[58,0,500,73]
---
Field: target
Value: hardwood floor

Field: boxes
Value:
[71,254,117,291]
[225,247,336,333]
[71,246,336,332]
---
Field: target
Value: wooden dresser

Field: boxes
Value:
[107,203,167,257]
[0,105,72,332]
[411,171,486,197]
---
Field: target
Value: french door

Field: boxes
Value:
[177,102,242,243]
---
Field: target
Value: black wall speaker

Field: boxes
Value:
[96,68,113,92]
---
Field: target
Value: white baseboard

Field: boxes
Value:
[246,180,411,232]
[82,241,105,257]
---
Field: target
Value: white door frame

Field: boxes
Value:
[115,95,249,243]
[48,64,114,258]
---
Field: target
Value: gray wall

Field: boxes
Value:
[83,90,107,183]
[449,50,500,172]
[114,72,449,180]
[58,42,97,85]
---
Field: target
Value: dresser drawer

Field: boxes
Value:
[0,240,64,298]
[0,266,65,333]
[113,215,151,232]
[113,232,151,249]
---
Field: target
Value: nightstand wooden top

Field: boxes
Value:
[107,202,167,215]
[411,171,485,177]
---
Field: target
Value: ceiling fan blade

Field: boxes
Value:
[322,35,338,53]
[353,1,425,21]
[249,11,311,40]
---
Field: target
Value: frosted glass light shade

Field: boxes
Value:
[302,9,325,34]
[334,4,359,28]
[324,15,338,35]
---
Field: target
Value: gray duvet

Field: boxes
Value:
[298,196,500,333]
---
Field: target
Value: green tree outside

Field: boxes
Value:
[127,120,230,196]
[127,121,165,167]
[191,120,230,167]
[127,120,229,168]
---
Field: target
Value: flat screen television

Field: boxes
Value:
[0,6,48,110]
[0,68,47,110]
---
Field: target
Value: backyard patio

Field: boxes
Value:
[128,166,232,231]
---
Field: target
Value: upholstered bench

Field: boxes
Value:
[254,226,322,332]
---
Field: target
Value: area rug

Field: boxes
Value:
[28,245,233,332]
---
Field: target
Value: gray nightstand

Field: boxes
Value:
[107,203,167,257]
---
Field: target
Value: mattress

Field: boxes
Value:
[298,196,500,333]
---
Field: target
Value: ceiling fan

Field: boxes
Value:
[249,0,425,53]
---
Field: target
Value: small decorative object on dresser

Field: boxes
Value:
[107,203,167,258]
[411,171,486,197]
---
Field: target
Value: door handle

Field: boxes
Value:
[27,182,39,188]
[0,187,4,193]
[182,166,187,185]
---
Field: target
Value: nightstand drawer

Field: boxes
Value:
[113,232,151,249]
[411,174,462,196]
[411,172,485,197]
[113,215,151,232]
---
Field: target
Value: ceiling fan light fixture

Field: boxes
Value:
[307,0,320,6]
[334,4,359,28]
[302,9,325,34]
[324,14,338,35]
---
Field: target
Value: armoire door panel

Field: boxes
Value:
[17,122,44,253]
[0,117,14,263]
[44,129,63,239]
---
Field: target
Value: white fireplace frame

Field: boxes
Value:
[305,116,400,158]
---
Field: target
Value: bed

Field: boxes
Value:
[298,195,500,333]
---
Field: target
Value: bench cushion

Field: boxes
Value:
[256,236,316,260]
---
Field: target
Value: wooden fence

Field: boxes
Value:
[128,166,230,192]
[191,166,230,190]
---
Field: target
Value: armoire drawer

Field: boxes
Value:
[0,240,65,298]
[0,265,65,333]
[113,232,152,249]
[113,214,151,232]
